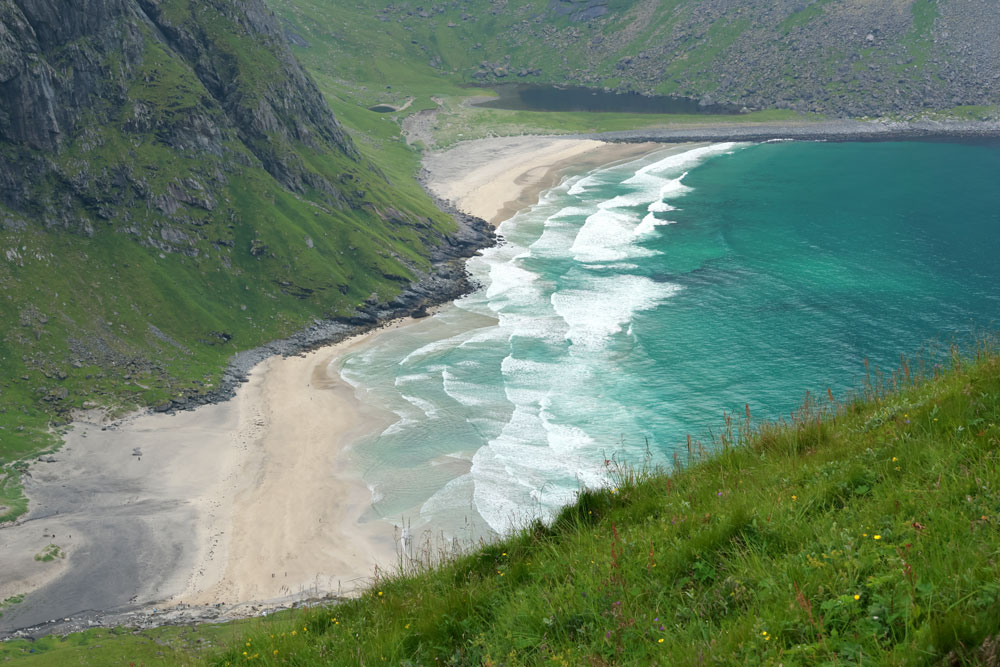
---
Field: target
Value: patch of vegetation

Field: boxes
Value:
[0,465,29,523]
[920,104,1000,122]
[33,545,64,563]
[424,97,822,148]
[0,618,283,665]
[777,0,833,33]
[0,594,25,619]
[903,0,940,68]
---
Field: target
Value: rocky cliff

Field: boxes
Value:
[0,0,488,462]
[0,0,358,223]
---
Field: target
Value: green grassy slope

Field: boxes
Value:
[6,344,999,664]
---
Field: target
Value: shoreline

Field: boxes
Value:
[421,137,665,224]
[583,118,1000,144]
[0,319,415,638]
[7,121,996,638]
[3,120,999,639]
[0,136,668,640]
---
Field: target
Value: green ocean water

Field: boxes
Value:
[340,140,1000,536]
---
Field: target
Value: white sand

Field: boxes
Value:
[0,323,408,629]
[423,136,665,224]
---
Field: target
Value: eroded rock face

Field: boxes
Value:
[0,0,358,221]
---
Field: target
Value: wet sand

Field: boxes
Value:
[0,323,407,635]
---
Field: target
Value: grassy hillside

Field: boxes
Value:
[5,342,999,664]
[270,0,1000,117]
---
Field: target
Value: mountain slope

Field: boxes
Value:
[0,0,487,477]
[273,0,999,116]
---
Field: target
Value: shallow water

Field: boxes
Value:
[341,140,1000,538]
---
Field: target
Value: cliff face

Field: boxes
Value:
[0,0,479,459]
[0,0,357,217]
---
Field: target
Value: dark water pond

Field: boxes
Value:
[470,84,740,114]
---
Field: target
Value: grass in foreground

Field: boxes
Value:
[209,345,1000,665]
[0,618,292,665]
[6,343,999,665]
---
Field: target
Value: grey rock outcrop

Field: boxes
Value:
[0,0,359,220]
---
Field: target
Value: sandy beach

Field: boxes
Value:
[0,323,407,634]
[0,136,669,636]
[423,136,664,224]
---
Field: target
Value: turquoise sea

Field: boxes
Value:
[341,140,1000,538]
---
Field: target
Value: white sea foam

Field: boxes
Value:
[469,424,606,533]
[398,337,456,367]
[349,143,747,538]
[485,260,540,300]
[395,372,436,386]
[530,218,584,257]
[401,393,440,419]
[551,274,681,350]
[634,213,676,238]
[647,201,675,213]
[441,368,495,407]
[381,414,418,437]
[549,205,594,220]
[570,208,660,263]
[626,142,741,184]
[567,174,601,195]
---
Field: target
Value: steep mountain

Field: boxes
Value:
[274,0,1000,116]
[0,0,488,467]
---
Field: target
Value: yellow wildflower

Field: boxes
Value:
[874,534,882,540]
[853,594,860,600]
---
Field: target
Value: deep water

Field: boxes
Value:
[340,140,1000,537]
